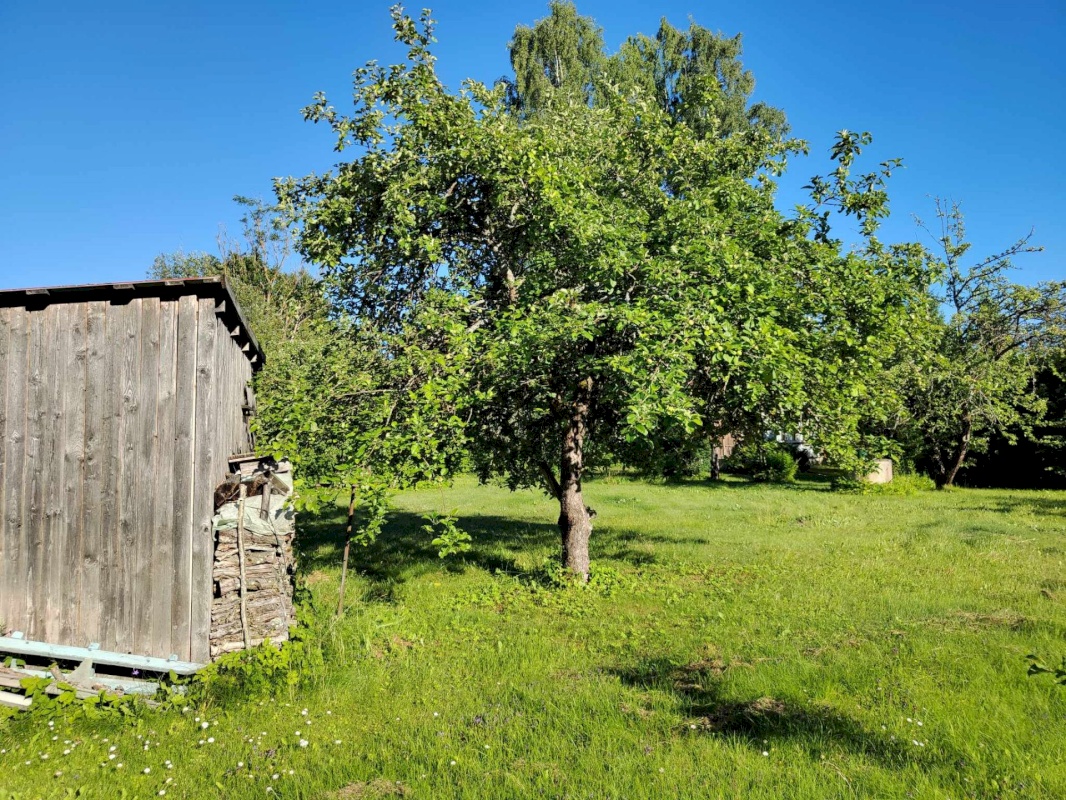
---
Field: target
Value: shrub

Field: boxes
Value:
[725,441,797,483]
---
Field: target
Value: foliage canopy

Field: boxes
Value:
[275,6,930,575]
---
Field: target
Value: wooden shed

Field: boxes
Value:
[0,278,263,666]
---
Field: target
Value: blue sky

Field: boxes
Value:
[1,0,1062,289]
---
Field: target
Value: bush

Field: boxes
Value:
[725,441,798,483]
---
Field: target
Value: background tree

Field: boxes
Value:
[505,1,787,140]
[277,8,927,579]
[898,200,1066,487]
[963,350,1066,488]
[505,0,606,113]
[149,197,326,353]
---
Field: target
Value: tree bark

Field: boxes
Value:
[940,415,973,488]
[336,484,357,616]
[558,390,592,580]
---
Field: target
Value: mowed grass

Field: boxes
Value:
[2,475,1065,799]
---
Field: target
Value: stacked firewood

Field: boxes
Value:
[210,459,297,659]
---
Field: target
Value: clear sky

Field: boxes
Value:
[1,0,1062,289]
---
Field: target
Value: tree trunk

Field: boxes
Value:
[940,415,973,488]
[558,392,592,580]
[336,484,357,616]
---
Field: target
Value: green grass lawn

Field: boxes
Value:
[2,475,1065,799]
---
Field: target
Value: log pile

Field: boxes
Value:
[210,458,297,659]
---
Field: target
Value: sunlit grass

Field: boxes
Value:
[2,474,1064,798]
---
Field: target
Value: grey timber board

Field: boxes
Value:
[26,306,51,641]
[2,310,28,634]
[190,298,217,663]
[41,304,66,643]
[170,295,197,660]
[151,298,178,657]
[116,298,142,653]
[81,300,108,646]
[59,303,88,645]
[0,308,9,614]
[99,299,124,651]
[134,297,160,654]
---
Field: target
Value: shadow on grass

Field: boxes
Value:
[613,658,958,770]
[296,508,660,592]
[594,472,834,493]
[963,495,1066,520]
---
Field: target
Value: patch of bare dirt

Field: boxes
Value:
[335,779,409,799]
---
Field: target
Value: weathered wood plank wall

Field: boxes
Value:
[0,292,254,661]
